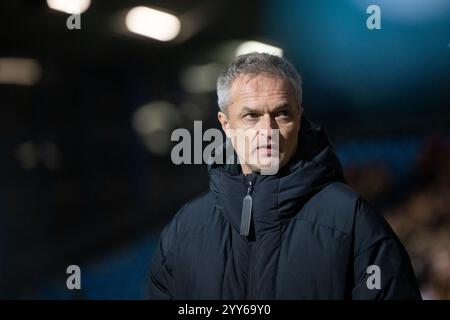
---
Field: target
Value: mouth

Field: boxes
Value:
[256,144,279,156]
[257,144,277,150]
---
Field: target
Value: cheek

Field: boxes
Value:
[279,124,299,150]
[279,123,298,139]
[227,114,243,130]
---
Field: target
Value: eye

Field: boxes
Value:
[276,110,289,118]
[243,113,259,120]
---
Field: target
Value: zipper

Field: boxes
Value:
[242,175,256,299]
[240,179,253,236]
[247,240,256,299]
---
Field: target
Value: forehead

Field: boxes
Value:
[230,73,294,104]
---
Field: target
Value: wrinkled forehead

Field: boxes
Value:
[229,73,295,106]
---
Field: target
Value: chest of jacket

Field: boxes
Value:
[173,208,353,299]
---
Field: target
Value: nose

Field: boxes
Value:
[258,114,278,137]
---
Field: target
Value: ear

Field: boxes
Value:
[218,111,231,137]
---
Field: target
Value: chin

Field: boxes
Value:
[250,156,280,175]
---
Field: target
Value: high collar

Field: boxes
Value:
[207,116,345,238]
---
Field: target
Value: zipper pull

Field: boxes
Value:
[240,180,253,236]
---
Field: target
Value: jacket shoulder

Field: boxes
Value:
[156,190,215,254]
[301,182,396,243]
[169,190,216,233]
[299,182,364,235]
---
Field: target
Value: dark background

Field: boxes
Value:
[0,0,449,299]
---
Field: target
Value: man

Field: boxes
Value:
[148,52,421,299]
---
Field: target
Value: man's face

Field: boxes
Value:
[218,72,302,174]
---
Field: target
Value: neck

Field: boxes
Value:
[240,163,252,175]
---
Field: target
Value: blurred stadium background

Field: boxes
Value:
[0,0,449,299]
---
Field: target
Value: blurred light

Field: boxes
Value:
[144,131,172,155]
[47,0,91,14]
[132,101,179,135]
[125,6,181,42]
[14,141,62,171]
[41,142,62,171]
[132,101,180,155]
[180,101,205,120]
[180,63,222,93]
[15,142,39,170]
[0,58,41,86]
[235,41,283,57]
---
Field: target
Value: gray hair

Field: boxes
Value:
[216,52,303,113]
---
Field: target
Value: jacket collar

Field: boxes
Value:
[208,116,345,238]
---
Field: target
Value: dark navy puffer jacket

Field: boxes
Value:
[149,118,421,300]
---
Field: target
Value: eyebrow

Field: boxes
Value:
[239,104,291,116]
[239,106,260,116]
[239,103,290,116]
